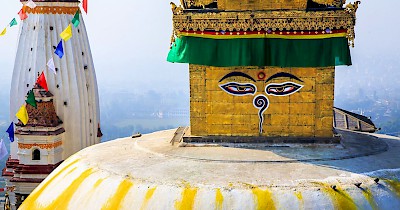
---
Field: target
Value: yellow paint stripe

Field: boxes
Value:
[320,184,357,210]
[41,168,94,210]
[140,187,157,210]
[361,188,379,210]
[294,191,304,209]
[175,187,198,210]
[252,187,276,210]
[385,179,400,198]
[102,179,134,210]
[181,33,347,40]
[19,158,80,210]
[94,178,105,188]
[215,188,224,210]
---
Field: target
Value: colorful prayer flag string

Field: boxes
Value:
[60,24,73,41]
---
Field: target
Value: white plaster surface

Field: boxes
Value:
[19,129,400,209]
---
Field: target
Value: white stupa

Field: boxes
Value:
[9,0,101,160]
[3,1,101,209]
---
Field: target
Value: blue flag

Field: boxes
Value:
[6,123,14,142]
[54,40,64,58]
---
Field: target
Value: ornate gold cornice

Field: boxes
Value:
[18,141,63,150]
[172,2,359,47]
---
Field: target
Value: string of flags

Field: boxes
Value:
[1,0,88,146]
[1,0,86,38]
[0,0,35,37]
[3,71,50,145]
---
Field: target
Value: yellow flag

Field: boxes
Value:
[0,28,6,36]
[60,24,72,41]
[16,105,29,125]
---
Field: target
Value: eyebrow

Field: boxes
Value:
[265,72,303,83]
[219,72,256,82]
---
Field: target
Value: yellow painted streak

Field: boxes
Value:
[175,187,198,210]
[181,33,347,40]
[102,179,134,210]
[320,184,357,210]
[361,189,379,210]
[215,188,224,210]
[94,178,105,188]
[41,168,94,209]
[18,159,80,210]
[252,187,276,210]
[294,191,304,209]
[385,179,400,198]
[140,187,157,210]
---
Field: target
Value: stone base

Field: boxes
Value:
[184,135,341,144]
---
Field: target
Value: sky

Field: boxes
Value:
[0,0,399,104]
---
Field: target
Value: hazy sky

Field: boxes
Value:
[0,0,399,96]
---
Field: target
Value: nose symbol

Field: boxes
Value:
[253,95,269,134]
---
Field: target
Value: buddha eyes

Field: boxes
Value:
[265,82,303,96]
[219,82,257,96]
[219,82,303,96]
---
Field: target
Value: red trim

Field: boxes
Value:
[179,29,347,36]
[10,178,44,183]
[2,168,13,177]
[13,162,63,175]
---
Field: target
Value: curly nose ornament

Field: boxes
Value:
[253,95,269,134]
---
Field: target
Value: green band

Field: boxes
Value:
[167,36,352,67]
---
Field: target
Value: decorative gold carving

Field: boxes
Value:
[314,0,346,7]
[171,9,358,47]
[18,141,63,150]
[25,6,79,15]
[187,0,215,8]
[170,2,184,15]
[345,1,361,15]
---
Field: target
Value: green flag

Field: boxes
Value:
[25,90,37,108]
[71,10,80,27]
[9,18,17,27]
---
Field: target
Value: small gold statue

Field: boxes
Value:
[170,2,184,15]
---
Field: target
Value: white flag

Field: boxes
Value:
[0,139,8,160]
[26,0,37,9]
[47,57,56,74]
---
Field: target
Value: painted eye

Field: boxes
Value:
[266,82,303,96]
[219,82,257,96]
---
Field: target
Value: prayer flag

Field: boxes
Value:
[18,7,28,20]
[26,90,37,108]
[9,18,17,27]
[47,57,56,74]
[0,139,8,160]
[72,10,80,27]
[36,72,49,91]
[60,24,72,41]
[54,40,64,58]
[26,0,37,9]
[16,105,29,125]
[6,123,14,142]
[83,0,88,14]
[0,28,6,36]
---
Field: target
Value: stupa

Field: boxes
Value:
[16,1,400,209]
[3,0,101,209]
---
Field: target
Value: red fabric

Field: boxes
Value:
[36,72,49,91]
[83,0,88,13]
[18,6,28,20]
